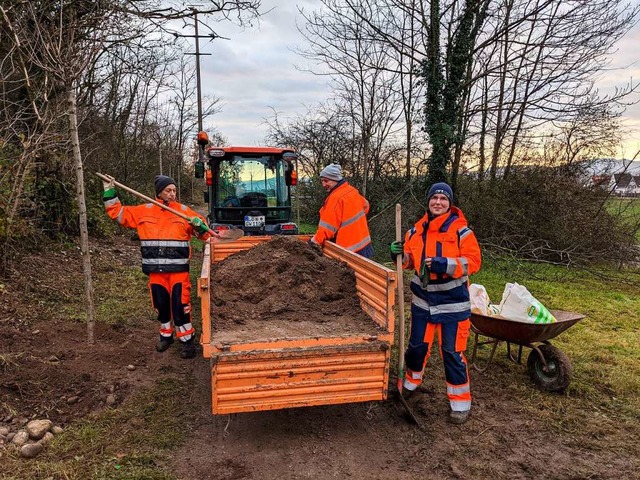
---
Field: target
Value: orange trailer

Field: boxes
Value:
[197,236,397,415]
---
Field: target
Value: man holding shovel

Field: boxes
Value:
[102,174,215,359]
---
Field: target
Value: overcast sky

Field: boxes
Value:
[198,1,640,157]
[200,1,329,145]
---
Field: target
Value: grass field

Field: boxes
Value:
[607,197,640,241]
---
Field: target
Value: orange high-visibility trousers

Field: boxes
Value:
[404,312,471,412]
[148,271,195,343]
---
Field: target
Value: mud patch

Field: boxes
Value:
[0,237,188,427]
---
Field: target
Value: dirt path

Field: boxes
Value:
[169,352,637,480]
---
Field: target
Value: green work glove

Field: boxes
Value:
[419,260,430,287]
[190,217,209,234]
[389,240,404,256]
[102,176,116,200]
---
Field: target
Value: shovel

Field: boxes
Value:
[95,172,244,242]
[395,203,422,428]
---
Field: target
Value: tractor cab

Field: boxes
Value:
[195,136,298,235]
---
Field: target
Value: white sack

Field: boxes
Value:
[469,283,491,315]
[498,282,556,324]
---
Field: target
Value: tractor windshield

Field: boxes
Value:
[215,156,289,209]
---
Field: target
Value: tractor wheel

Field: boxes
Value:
[526,344,572,393]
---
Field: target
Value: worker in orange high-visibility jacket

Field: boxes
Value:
[390,182,481,425]
[102,174,217,359]
[310,164,374,258]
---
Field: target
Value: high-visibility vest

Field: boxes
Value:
[312,180,372,253]
[104,195,208,274]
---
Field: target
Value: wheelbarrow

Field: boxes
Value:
[469,310,585,392]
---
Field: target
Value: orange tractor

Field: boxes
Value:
[194,132,299,236]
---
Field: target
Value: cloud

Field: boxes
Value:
[197,1,331,145]
[585,15,640,156]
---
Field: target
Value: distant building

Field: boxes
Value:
[591,172,640,197]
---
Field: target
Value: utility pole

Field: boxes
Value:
[192,8,204,133]
[174,7,213,202]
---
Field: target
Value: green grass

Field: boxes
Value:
[297,222,316,235]
[606,197,640,241]
[93,268,150,326]
[607,197,640,216]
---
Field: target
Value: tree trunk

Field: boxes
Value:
[67,86,95,345]
[2,151,34,275]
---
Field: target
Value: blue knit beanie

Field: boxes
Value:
[155,175,176,196]
[319,164,343,181]
[427,182,453,202]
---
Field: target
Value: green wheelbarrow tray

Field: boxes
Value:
[469,310,585,393]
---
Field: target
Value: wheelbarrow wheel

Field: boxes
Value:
[526,344,572,393]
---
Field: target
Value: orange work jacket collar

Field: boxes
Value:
[153,198,183,211]
[155,196,176,207]
[326,179,347,195]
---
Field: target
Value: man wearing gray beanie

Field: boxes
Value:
[319,164,343,182]
[310,163,374,259]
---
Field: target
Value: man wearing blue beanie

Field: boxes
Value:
[390,181,482,424]
[310,163,374,258]
[102,174,214,359]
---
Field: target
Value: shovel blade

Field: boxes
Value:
[212,227,244,243]
[396,389,423,428]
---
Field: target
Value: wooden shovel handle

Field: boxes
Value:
[95,172,193,222]
[395,204,406,389]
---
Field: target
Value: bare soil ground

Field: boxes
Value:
[0,236,638,479]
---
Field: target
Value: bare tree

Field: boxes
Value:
[298,0,405,195]
[335,0,638,187]
[265,104,356,177]
[1,1,126,343]
[473,0,640,180]
[0,0,261,344]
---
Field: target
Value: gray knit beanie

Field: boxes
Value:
[319,164,343,182]
[155,175,176,196]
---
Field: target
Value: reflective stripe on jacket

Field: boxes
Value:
[402,206,481,323]
[104,195,208,274]
[312,180,372,253]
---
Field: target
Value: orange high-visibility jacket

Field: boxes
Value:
[104,196,209,274]
[312,180,372,253]
[402,206,481,323]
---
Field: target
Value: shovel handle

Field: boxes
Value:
[395,204,406,389]
[96,172,197,225]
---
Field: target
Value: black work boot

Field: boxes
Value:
[156,336,174,352]
[180,340,196,359]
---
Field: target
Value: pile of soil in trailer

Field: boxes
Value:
[210,236,382,342]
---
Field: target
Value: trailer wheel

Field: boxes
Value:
[526,344,572,393]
